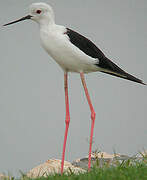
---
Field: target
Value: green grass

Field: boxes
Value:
[17,157,147,180]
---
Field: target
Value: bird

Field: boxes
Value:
[3,2,146,174]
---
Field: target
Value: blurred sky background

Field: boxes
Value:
[0,0,147,176]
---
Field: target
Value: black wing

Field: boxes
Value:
[66,28,105,59]
[66,28,145,85]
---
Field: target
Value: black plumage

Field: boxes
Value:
[66,28,145,85]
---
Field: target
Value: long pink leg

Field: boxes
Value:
[61,72,70,174]
[80,72,96,171]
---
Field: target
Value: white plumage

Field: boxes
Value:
[40,24,99,73]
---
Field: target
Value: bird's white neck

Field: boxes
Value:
[39,20,55,30]
[37,12,55,29]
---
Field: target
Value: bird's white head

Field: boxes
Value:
[3,2,55,27]
[29,3,55,25]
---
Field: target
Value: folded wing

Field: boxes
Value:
[66,28,145,85]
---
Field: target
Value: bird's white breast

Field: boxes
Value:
[40,25,98,73]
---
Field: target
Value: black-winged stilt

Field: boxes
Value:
[3,2,146,174]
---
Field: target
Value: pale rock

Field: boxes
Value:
[0,174,9,180]
[72,152,123,169]
[91,151,121,158]
[27,159,86,178]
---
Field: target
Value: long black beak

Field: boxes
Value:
[3,15,32,26]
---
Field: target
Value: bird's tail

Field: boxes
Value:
[98,57,146,85]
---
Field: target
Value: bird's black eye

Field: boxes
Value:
[36,10,42,14]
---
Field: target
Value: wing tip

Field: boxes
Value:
[141,81,146,86]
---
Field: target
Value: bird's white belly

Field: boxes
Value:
[40,29,99,73]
